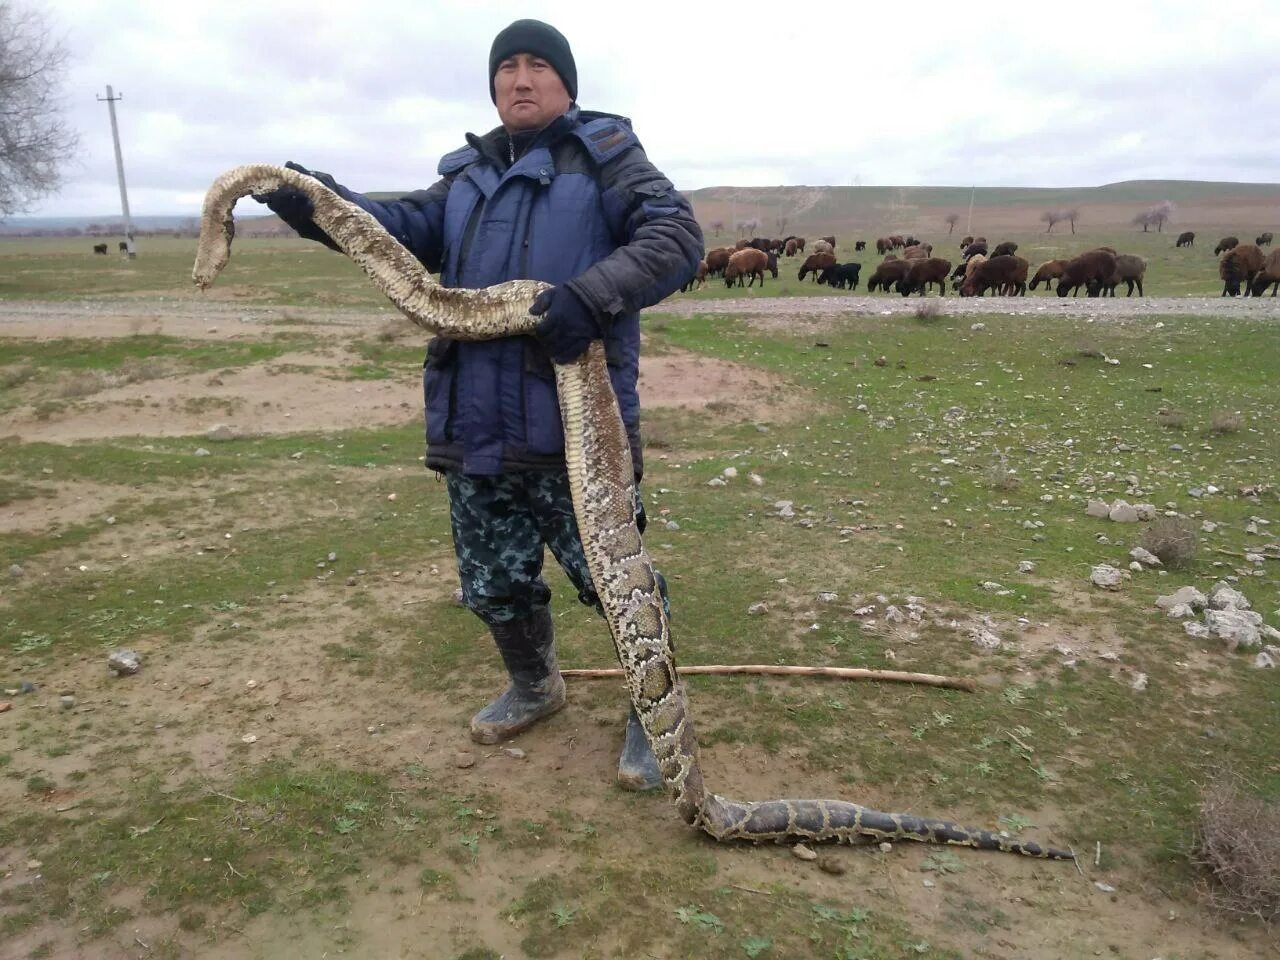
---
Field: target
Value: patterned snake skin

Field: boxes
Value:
[193,165,1073,860]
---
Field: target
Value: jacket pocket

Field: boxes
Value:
[423,337,458,444]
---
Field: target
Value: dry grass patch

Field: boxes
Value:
[1139,516,1199,569]
[1196,774,1280,925]
[1210,411,1245,434]
[1156,409,1187,429]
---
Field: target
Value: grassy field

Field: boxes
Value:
[0,235,1278,959]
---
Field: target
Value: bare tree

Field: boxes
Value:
[944,212,960,235]
[1133,200,1174,233]
[709,219,724,239]
[1132,211,1154,232]
[774,213,788,236]
[1066,208,1079,235]
[0,2,78,217]
[1040,209,1063,233]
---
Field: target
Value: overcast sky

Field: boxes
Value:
[23,0,1280,217]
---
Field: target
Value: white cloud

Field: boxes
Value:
[20,0,1280,216]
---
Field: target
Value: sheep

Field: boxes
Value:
[1257,231,1273,247]
[961,241,987,260]
[1098,254,1147,297]
[865,258,913,292]
[680,260,708,292]
[961,255,1028,297]
[725,248,771,287]
[948,260,968,282]
[820,235,836,250]
[810,239,834,257]
[1249,248,1280,296]
[889,235,906,249]
[93,243,108,255]
[896,257,952,296]
[854,240,866,252]
[960,253,986,291]
[798,252,837,281]
[876,237,894,255]
[1029,259,1070,291]
[784,238,801,257]
[902,243,931,260]
[1175,231,1195,248]
[991,241,1018,258]
[959,235,974,249]
[818,262,861,290]
[118,241,129,253]
[705,247,732,277]
[1213,236,1239,256]
[1056,250,1117,297]
[792,237,805,254]
[1219,243,1265,297]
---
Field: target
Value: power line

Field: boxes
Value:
[96,85,135,259]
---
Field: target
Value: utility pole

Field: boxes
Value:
[97,85,136,259]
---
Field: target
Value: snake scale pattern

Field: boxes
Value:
[193,164,1073,860]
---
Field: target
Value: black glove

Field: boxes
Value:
[530,285,602,364]
[253,161,342,249]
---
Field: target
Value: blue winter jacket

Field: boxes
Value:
[281,106,703,478]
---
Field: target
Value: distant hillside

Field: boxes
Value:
[687,180,1280,239]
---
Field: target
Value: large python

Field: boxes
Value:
[193,165,1073,861]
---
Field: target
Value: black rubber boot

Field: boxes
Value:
[617,705,663,792]
[469,608,566,745]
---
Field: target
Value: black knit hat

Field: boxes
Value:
[488,19,577,103]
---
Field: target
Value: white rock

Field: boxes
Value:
[884,605,905,623]
[1108,501,1140,523]
[1183,621,1210,640]
[107,649,142,675]
[792,843,818,861]
[1129,562,1144,573]
[747,602,769,616]
[1166,603,1194,619]
[774,500,795,518]
[1134,503,1158,521]
[1085,500,1111,518]
[707,477,726,487]
[1201,520,1218,533]
[1255,651,1276,669]
[1090,564,1126,590]
[1205,609,1264,650]
[970,323,986,331]
[1208,583,1250,611]
[1131,672,1148,691]
[1129,547,1162,568]
[980,581,1006,592]
[1018,560,1036,574]
[748,472,764,486]
[206,424,237,441]
[722,466,738,478]
[817,592,838,603]
[970,627,1002,651]
[1155,587,1206,612]
[193,447,212,457]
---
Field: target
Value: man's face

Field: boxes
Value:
[494,52,571,132]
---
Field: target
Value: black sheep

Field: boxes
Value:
[818,262,861,290]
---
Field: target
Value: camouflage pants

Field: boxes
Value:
[447,470,669,627]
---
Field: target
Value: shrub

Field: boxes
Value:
[1210,411,1244,434]
[1139,517,1198,569]
[1195,773,1280,924]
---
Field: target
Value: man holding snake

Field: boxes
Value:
[256,19,703,790]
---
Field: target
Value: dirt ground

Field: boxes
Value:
[1,298,1274,960]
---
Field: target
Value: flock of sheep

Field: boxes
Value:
[686,228,1280,298]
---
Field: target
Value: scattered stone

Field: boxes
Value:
[1108,501,1140,523]
[774,500,795,518]
[240,734,258,744]
[1200,519,1216,532]
[289,451,304,460]
[970,626,1002,651]
[0,701,11,713]
[791,843,818,861]
[980,581,1006,593]
[1134,503,1158,521]
[1165,603,1194,619]
[1205,609,1264,650]
[1018,560,1036,574]
[1207,583,1250,611]
[1155,587,1207,612]
[878,842,893,854]
[19,681,35,694]
[107,649,142,676]
[884,605,905,623]
[1094,881,1117,894]
[1255,650,1276,669]
[817,592,839,603]
[1090,565,1126,590]
[1184,621,1210,640]
[8,564,22,579]
[722,467,738,479]
[206,424,237,442]
[1129,547,1162,568]
[452,588,466,606]
[454,751,476,769]
[59,695,76,710]
[817,856,846,876]
[664,520,680,531]
[1131,673,1148,692]
[1086,500,1111,519]
[970,323,986,332]
[1098,650,1121,662]
[748,473,764,486]
[193,447,212,457]
[502,747,526,760]
[747,602,769,616]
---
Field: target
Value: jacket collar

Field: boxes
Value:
[466,104,580,172]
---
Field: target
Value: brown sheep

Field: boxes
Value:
[1175,231,1195,248]
[705,247,732,277]
[1099,254,1147,297]
[793,237,805,253]
[1056,250,1117,297]
[959,235,974,249]
[810,239,834,257]
[991,241,1018,258]
[1257,231,1273,247]
[1029,259,1070,291]
[820,235,836,250]
[902,243,932,260]
[1249,248,1280,296]
[896,257,952,296]
[92,243,108,255]
[962,254,987,288]
[1219,243,1265,296]
[961,241,987,260]
[784,238,800,257]
[1214,236,1239,256]
[962,255,1028,297]
[681,259,708,292]
[866,258,913,292]
[798,252,837,281]
[876,237,894,255]
[725,248,770,287]
[889,235,906,249]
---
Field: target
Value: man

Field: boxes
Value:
[257,19,702,790]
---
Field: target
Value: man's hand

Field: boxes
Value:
[252,161,339,231]
[530,285,602,364]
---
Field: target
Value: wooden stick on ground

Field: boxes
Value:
[560,664,976,692]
